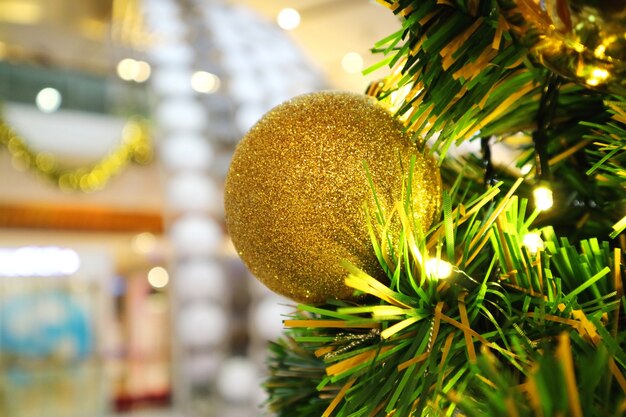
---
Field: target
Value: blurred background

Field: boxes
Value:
[0,0,399,415]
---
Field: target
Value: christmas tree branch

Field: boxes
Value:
[370,0,536,155]
[266,176,625,415]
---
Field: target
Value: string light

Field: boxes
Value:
[520,164,533,175]
[425,258,453,279]
[522,232,544,254]
[586,67,609,87]
[533,184,553,211]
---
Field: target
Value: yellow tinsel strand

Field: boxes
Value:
[0,115,152,192]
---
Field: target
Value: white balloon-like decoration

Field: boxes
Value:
[216,357,260,404]
[156,98,207,132]
[148,43,195,65]
[177,303,228,349]
[204,3,324,135]
[144,0,325,412]
[175,259,229,302]
[166,172,220,214]
[184,352,225,383]
[250,295,294,341]
[151,68,195,96]
[160,133,214,172]
[235,104,266,134]
[145,0,230,410]
[143,0,179,20]
[144,7,187,38]
[169,215,223,256]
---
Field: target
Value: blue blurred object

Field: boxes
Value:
[0,290,93,360]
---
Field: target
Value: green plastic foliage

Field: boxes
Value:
[266,191,626,416]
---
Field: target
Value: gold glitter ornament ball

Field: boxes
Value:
[510,0,626,94]
[224,91,441,303]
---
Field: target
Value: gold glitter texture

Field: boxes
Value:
[224,91,441,303]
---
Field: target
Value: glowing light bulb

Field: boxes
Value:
[594,44,607,58]
[520,164,532,175]
[341,52,364,74]
[277,8,300,30]
[586,67,609,86]
[36,88,62,113]
[533,185,553,211]
[522,232,544,254]
[148,266,169,288]
[425,258,453,279]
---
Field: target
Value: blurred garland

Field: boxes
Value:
[0,114,152,192]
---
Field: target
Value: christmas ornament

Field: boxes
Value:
[511,0,626,94]
[224,91,441,303]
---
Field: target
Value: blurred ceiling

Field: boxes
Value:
[0,0,113,72]
[0,0,400,89]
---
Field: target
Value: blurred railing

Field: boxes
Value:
[0,61,149,115]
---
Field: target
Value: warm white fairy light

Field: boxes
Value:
[522,232,544,254]
[520,164,533,175]
[425,258,453,279]
[533,184,553,211]
[586,67,609,86]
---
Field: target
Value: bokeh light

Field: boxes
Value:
[147,266,169,289]
[36,87,62,113]
[276,8,300,30]
[191,71,221,94]
[341,52,364,74]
